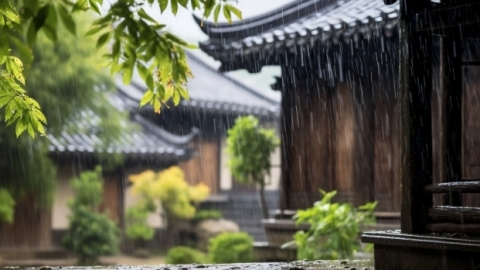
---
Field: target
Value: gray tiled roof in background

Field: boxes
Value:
[115,51,280,117]
[197,0,399,64]
[48,97,197,161]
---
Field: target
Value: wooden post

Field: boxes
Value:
[399,0,434,234]
[440,37,463,206]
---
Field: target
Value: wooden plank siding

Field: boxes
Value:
[281,73,402,212]
[180,138,219,194]
[462,66,480,207]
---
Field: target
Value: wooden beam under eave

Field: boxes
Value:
[399,0,434,234]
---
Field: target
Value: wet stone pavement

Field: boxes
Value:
[0,260,374,270]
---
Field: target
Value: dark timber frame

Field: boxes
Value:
[362,0,480,268]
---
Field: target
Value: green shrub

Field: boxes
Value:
[126,205,155,241]
[62,166,119,265]
[166,246,209,264]
[193,210,223,222]
[282,190,377,260]
[0,189,15,223]
[208,232,254,263]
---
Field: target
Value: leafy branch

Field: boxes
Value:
[0,0,241,137]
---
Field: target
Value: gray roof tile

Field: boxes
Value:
[48,94,197,161]
[114,51,280,117]
[196,0,399,65]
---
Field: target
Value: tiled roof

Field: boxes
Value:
[196,0,399,69]
[114,51,280,117]
[48,97,197,161]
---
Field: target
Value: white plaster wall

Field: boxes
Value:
[52,177,75,230]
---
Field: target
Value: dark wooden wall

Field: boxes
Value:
[180,138,220,194]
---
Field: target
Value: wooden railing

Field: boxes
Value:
[424,180,480,234]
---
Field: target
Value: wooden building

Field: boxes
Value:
[194,0,480,214]
[115,51,281,241]
[115,51,281,195]
[0,100,196,249]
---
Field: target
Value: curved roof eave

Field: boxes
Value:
[193,0,338,40]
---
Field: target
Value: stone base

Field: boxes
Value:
[362,230,480,270]
[253,242,297,262]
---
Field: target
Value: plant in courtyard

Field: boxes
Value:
[0,0,241,138]
[226,115,280,219]
[129,166,209,221]
[166,246,209,264]
[125,204,155,249]
[0,189,15,224]
[282,190,377,260]
[63,166,119,265]
[208,232,254,263]
[193,210,223,222]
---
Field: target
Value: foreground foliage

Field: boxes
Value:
[0,0,241,137]
[208,232,254,263]
[283,190,377,260]
[166,246,209,264]
[0,17,125,211]
[63,166,119,265]
[226,115,279,218]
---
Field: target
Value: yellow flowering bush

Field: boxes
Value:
[129,166,210,220]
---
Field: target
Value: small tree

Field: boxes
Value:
[226,116,279,219]
[63,166,119,265]
[125,204,155,250]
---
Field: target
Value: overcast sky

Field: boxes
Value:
[103,0,295,101]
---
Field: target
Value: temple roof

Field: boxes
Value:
[195,0,399,71]
[48,95,197,162]
[114,51,280,117]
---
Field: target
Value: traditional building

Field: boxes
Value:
[0,95,197,249]
[115,51,282,241]
[195,0,480,212]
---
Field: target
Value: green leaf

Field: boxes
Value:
[213,5,221,23]
[140,90,154,107]
[72,0,88,13]
[225,4,242,20]
[138,9,156,23]
[136,62,149,82]
[0,95,12,108]
[190,0,200,9]
[96,32,111,49]
[172,89,180,105]
[178,0,188,7]
[0,14,5,27]
[171,0,178,15]
[159,0,168,13]
[15,119,26,137]
[223,5,231,23]
[58,4,76,35]
[146,74,154,90]
[176,86,189,100]
[0,4,20,24]
[165,33,188,46]
[153,97,161,113]
[122,61,134,84]
[88,0,101,15]
[85,25,105,36]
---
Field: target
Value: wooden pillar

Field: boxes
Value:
[399,0,434,234]
[440,37,463,206]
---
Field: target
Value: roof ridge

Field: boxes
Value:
[185,50,279,106]
[132,113,199,145]
[193,0,340,40]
